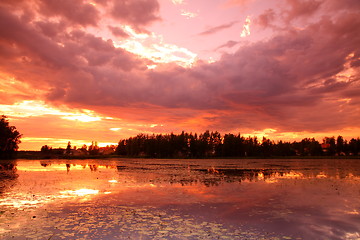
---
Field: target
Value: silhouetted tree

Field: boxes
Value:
[116,140,127,155]
[307,138,323,156]
[261,137,274,157]
[293,138,322,156]
[211,131,222,157]
[323,137,336,156]
[176,131,190,157]
[243,136,260,157]
[115,131,359,158]
[40,145,52,158]
[274,140,295,156]
[189,133,199,158]
[66,141,71,155]
[41,145,52,153]
[336,136,345,156]
[198,131,211,157]
[80,144,88,154]
[0,116,22,159]
[88,141,99,155]
[222,133,243,157]
[349,138,360,156]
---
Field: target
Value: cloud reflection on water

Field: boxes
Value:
[0,159,359,239]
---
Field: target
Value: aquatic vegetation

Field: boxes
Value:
[0,159,359,239]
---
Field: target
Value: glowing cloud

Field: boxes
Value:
[172,0,184,4]
[180,10,198,19]
[115,30,197,67]
[0,101,103,122]
[110,128,122,131]
[240,16,251,37]
[62,115,101,122]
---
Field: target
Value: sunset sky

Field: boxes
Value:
[0,0,359,150]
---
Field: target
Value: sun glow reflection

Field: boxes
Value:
[60,189,99,196]
[243,171,308,184]
[316,172,327,178]
[0,189,101,209]
[345,210,360,215]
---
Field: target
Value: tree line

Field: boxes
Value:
[1,115,360,159]
[41,141,116,156]
[0,116,21,159]
[116,131,360,158]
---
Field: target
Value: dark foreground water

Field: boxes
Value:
[0,158,359,240]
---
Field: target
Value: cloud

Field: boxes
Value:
[171,0,184,4]
[93,0,111,6]
[180,10,198,19]
[1,0,161,30]
[215,40,240,50]
[35,20,68,38]
[0,100,103,122]
[199,21,239,36]
[322,0,360,12]
[284,0,322,22]
[0,7,76,72]
[255,9,276,29]
[108,26,129,38]
[0,0,359,139]
[240,16,251,37]
[225,0,254,7]
[111,0,160,27]
[114,30,197,67]
[38,0,100,26]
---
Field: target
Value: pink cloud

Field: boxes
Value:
[225,0,254,7]
[199,21,239,36]
[108,26,129,38]
[35,21,68,38]
[111,0,160,28]
[0,0,359,143]
[255,9,276,28]
[215,40,240,50]
[284,0,322,22]
[325,0,360,10]
[38,0,100,26]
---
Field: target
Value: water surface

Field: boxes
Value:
[0,158,359,239]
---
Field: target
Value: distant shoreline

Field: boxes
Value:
[11,151,360,160]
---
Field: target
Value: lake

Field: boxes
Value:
[0,158,359,239]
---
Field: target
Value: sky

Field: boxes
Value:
[0,0,359,150]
